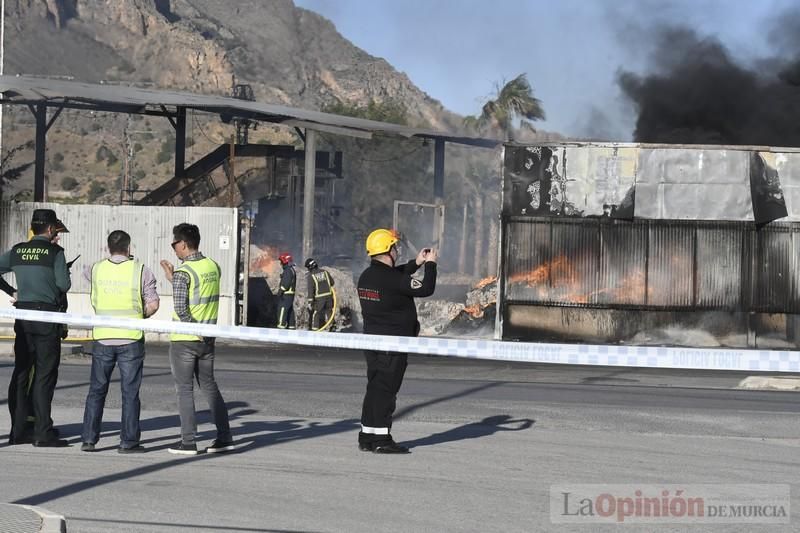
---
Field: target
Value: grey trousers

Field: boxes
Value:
[169,340,232,444]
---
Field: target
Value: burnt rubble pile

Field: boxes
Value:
[417,277,498,337]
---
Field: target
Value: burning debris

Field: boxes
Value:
[415,276,498,337]
[247,245,360,331]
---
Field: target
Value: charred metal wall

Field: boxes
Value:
[503,217,800,313]
[500,142,800,347]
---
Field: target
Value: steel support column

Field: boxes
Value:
[433,139,445,204]
[33,104,47,201]
[174,107,186,178]
[302,129,317,262]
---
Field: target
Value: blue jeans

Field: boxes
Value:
[81,340,145,448]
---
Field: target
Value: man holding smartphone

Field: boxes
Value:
[356,228,437,454]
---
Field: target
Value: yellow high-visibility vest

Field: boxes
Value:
[170,257,220,342]
[91,258,145,341]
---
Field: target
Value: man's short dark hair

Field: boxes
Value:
[107,230,131,255]
[30,222,51,236]
[173,223,201,250]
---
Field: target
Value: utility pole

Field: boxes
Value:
[0,0,6,170]
[302,129,317,262]
[228,135,236,207]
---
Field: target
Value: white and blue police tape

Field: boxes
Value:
[1,307,799,373]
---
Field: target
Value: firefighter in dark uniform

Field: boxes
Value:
[305,258,335,331]
[0,209,71,447]
[356,228,437,453]
[277,252,296,329]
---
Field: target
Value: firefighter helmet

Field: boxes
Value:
[304,258,318,270]
[365,228,400,256]
[279,252,293,265]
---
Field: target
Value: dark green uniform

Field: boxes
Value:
[0,235,71,443]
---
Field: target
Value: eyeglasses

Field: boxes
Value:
[171,240,182,250]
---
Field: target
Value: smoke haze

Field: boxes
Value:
[618,9,800,146]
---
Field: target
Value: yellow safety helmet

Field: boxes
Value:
[365,228,400,256]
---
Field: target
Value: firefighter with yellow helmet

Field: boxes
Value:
[356,228,437,453]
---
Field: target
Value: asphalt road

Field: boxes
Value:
[0,343,799,532]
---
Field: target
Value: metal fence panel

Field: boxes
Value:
[0,202,238,297]
[695,226,742,309]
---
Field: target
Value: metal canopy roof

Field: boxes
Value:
[0,75,500,148]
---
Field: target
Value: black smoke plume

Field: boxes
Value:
[618,13,800,147]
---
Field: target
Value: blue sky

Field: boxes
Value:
[295,0,798,140]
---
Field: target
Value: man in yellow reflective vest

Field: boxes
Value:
[160,223,234,455]
[81,230,159,453]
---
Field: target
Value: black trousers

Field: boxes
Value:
[7,320,34,433]
[359,351,408,445]
[277,294,296,329]
[310,297,334,331]
[12,320,61,441]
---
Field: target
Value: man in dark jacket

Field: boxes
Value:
[277,252,296,329]
[356,228,437,454]
[0,209,71,447]
[2,219,70,441]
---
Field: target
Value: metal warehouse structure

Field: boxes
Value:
[500,141,800,348]
[0,75,499,260]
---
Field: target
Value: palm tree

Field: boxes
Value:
[464,73,545,141]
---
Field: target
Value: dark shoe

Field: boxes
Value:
[8,435,33,445]
[358,442,373,452]
[206,440,235,453]
[372,441,410,454]
[167,442,198,456]
[80,442,97,452]
[32,439,69,448]
[118,445,145,454]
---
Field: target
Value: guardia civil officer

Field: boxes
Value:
[4,219,70,441]
[160,223,234,455]
[0,209,71,447]
[356,229,437,453]
[277,252,296,329]
[305,258,335,331]
[81,230,160,453]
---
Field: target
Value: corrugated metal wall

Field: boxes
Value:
[503,217,800,313]
[0,202,239,321]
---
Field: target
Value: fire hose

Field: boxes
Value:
[312,287,337,332]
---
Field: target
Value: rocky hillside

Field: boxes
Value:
[0,0,468,203]
[4,0,459,129]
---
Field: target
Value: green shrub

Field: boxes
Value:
[156,151,171,164]
[61,176,79,191]
[87,180,106,202]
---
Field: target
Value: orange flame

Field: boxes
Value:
[474,276,497,289]
[508,255,652,304]
[250,245,281,275]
